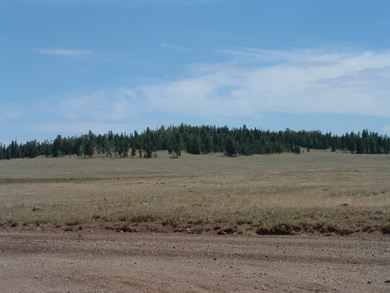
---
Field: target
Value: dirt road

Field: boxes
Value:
[0,232,389,292]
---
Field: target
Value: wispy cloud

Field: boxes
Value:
[29,0,221,7]
[219,48,345,64]
[132,49,390,119]
[40,89,140,122]
[0,105,25,123]
[25,48,390,136]
[37,48,91,56]
[382,125,390,134]
[160,43,189,51]
[31,122,131,135]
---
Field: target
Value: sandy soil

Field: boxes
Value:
[0,232,389,292]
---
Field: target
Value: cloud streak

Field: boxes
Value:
[29,0,221,7]
[133,49,390,119]
[160,43,189,51]
[31,122,132,135]
[0,105,26,123]
[37,48,91,56]
[31,48,390,136]
[39,89,140,122]
[382,125,390,134]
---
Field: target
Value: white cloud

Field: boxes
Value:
[37,48,91,56]
[39,48,390,129]
[4,47,390,142]
[49,89,139,121]
[138,68,255,118]
[134,49,390,119]
[219,48,348,66]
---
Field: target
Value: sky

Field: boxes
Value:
[2,0,390,143]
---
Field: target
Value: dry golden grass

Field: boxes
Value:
[1,150,389,234]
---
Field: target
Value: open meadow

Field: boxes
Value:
[1,150,390,292]
[1,150,389,235]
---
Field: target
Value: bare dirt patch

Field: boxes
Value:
[0,231,389,292]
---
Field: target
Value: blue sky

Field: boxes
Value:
[2,0,390,143]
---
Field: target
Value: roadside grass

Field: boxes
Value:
[0,150,389,235]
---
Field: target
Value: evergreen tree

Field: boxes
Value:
[168,145,174,158]
[2,126,390,160]
[356,137,364,154]
[84,140,95,157]
[225,136,236,157]
[188,134,200,154]
[5,146,11,160]
[52,135,62,157]
[174,144,181,158]
[131,144,136,157]
[144,143,152,158]
[201,132,212,154]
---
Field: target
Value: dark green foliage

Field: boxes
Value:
[144,143,153,158]
[117,134,129,157]
[52,135,62,157]
[200,127,213,154]
[224,136,236,157]
[25,140,39,158]
[168,145,174,157]
[131,145,136,157]
[1,126,390,160]
[292,145,301,154]
[174,145,181,158]
[187,134,201,154]
[84,140,95,158]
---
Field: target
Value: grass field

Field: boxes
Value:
[1,150,389,235]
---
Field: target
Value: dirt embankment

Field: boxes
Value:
[0,232,389,293]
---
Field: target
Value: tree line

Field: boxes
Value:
[1,125,389,160]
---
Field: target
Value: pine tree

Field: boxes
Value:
[144,143,152,158]
[174,144,181,158]
[84,140,95,158]
[168,145,174,158]
[52,135,62,157]
[201,132,212,154]
[189,134,200,154]
[131,144,136,157]
[225,136,236,157]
